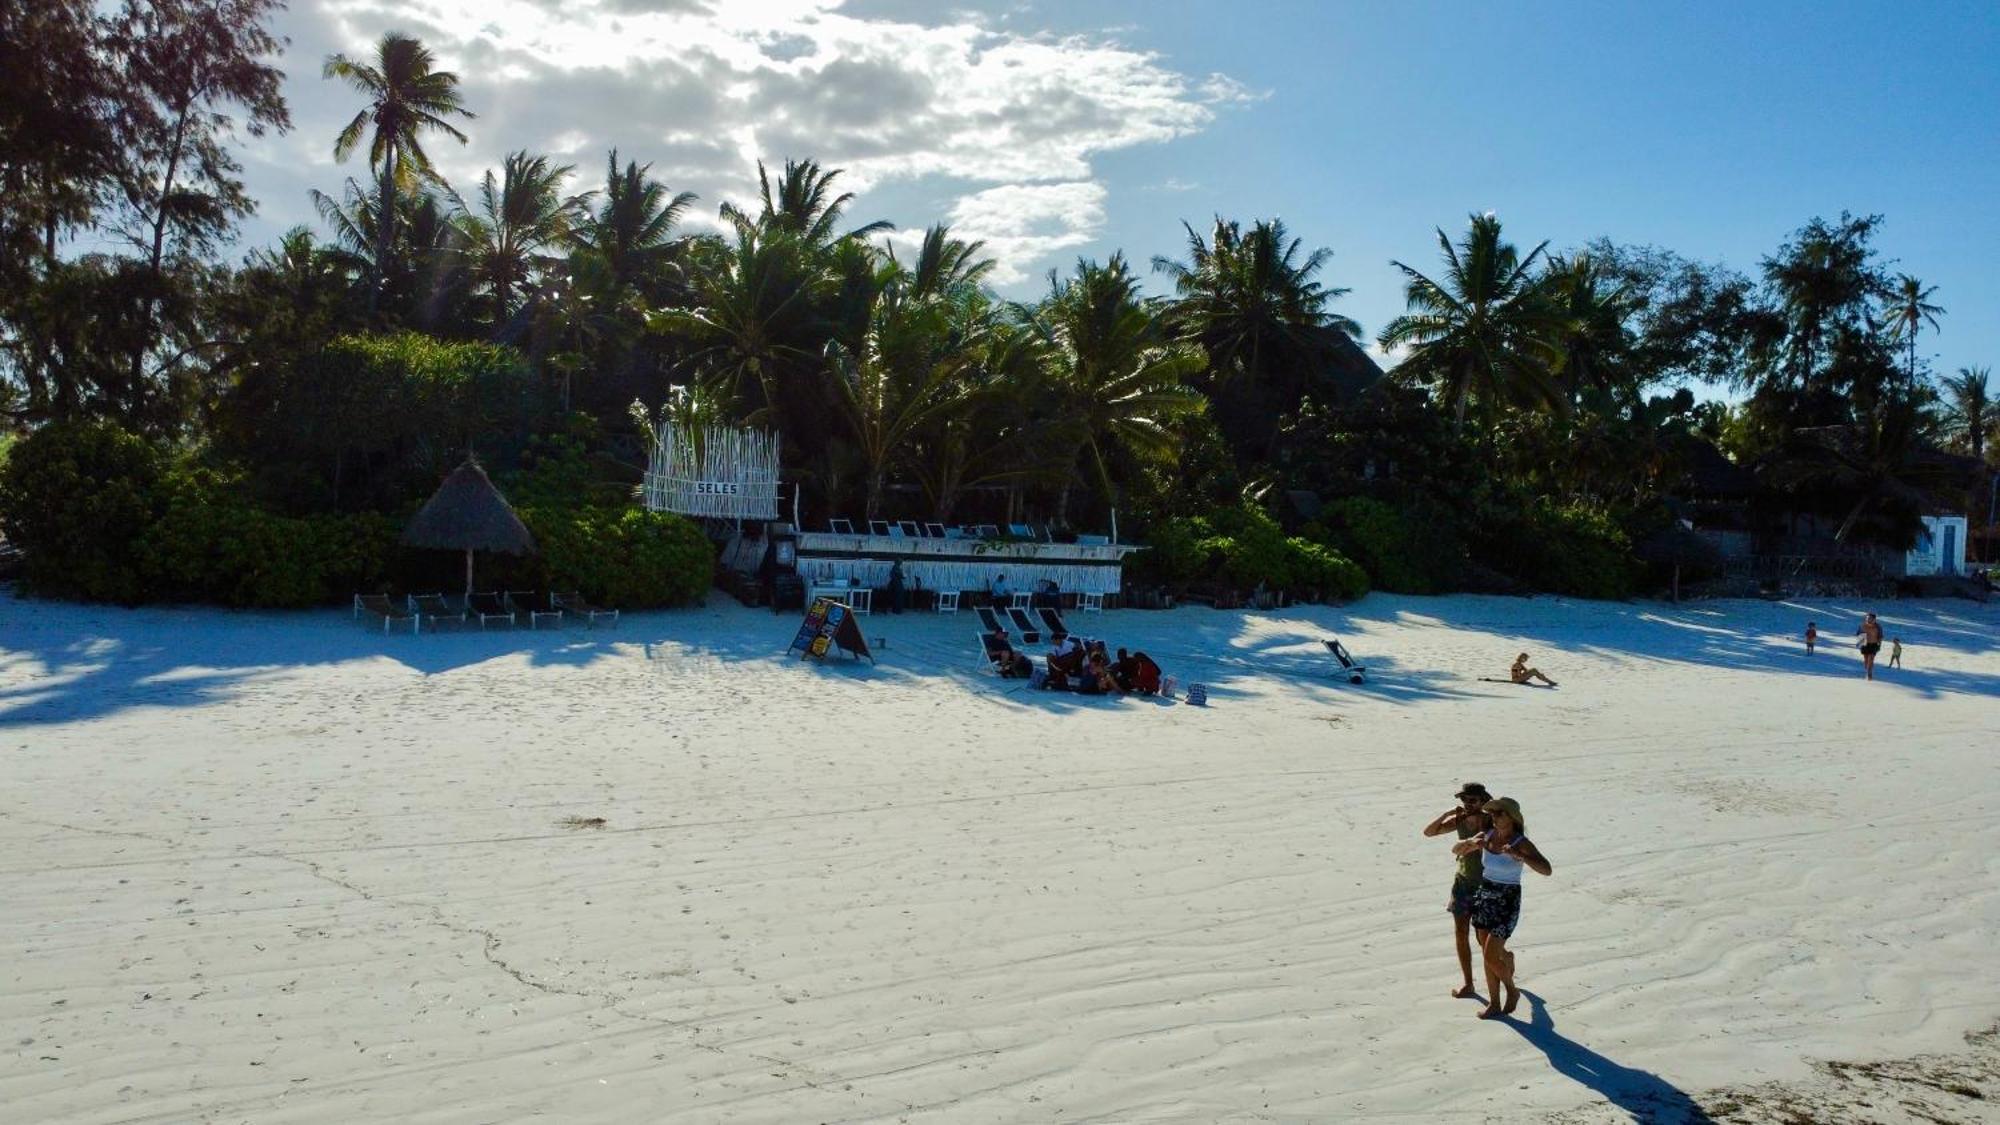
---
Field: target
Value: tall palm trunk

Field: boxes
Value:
[371,153,396,313]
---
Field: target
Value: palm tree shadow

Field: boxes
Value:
[1506,992,1712,1124]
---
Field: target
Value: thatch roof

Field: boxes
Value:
[1680,439,1754,498]
[402,457,536,555]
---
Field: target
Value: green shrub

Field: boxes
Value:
[0,420,165,602]
[1139,506,1367,602]
[519,507,713,609]
[1313,496,1465,594]
[1286,536,1370,601]
[1472,500,1638,599]
[141,468,398,607]
[220,331,538,512]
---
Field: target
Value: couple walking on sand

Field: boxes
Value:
[1422,783,1553,1020]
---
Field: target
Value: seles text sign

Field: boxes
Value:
[693,480,743,497]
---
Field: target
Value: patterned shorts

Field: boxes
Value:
[1448,875,1480,917]
[1471,880,1522,939]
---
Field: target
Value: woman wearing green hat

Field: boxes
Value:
[1452,796,1552,1019]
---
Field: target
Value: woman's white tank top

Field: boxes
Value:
[1481,836,1525,885]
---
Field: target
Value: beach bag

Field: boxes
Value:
[1186,682,1207,706]
[1131,652,1162,695]
[1160,675,1178,699]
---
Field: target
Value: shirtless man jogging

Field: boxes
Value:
[1422,783,1492,999]
[1855,612,1884,681]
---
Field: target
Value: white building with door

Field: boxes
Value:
[1904,514,1968,577]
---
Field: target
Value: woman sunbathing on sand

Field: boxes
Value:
[1452,797,1552,1020]
[1510,653,1557,687]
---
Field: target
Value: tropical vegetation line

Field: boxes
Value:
[1,7,1994,609]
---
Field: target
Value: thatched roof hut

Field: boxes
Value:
[403,457,535,594]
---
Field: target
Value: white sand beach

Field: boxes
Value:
[2,592,1996,1123]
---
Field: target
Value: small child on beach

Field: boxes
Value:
[1805,622,1817,654]
[1889,637,1903,669]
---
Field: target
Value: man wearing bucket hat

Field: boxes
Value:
[1422,782,1492,999]
[1453,795,1553,1019]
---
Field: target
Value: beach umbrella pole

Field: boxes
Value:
[465,548,474,598]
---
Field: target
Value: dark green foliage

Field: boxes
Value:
[517,507,712,609]
[140,466,399,607]
[503,416,633,509]
[1310,496,1466,595]
[0,419,165,601]
[1471,500,1638,600]
[1134,506,1367,602]
[220,332,539,512]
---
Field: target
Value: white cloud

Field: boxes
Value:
[946,182,1107,285]
[247,0,1243,285]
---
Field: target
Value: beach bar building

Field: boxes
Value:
[788,526,1137,610]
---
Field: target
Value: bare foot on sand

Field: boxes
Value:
[1476,1004,1503,1020]
[1452,984,1477,999]
[1502,984,1520,1013]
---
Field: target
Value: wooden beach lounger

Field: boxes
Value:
[976,631,1012,674]
[354,593,417,634]
[1005,606,1042,644]
[1323,638,1367,683]
[1037,606,1070,643]
[553,591,619,627]
[407,593,467,632]
[505,590,563,629]
[976,605,1007,635]
[467,592,517,629]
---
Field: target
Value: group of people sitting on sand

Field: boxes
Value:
[988,628,1162,695]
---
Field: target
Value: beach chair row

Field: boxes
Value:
[353,591,618,634]
[973,604,1072,647]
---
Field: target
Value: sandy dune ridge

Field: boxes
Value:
[1,592,1996,1122]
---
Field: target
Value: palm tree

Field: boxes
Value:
[454,150,591,327]
[827,280,970,519]
[891,224,994,300]
[1023,255,1207,522]
[1542,253,1637,403]
[584,150,697,286]
[650,225,823,422]
[1153,217,1363,460]
[324,32,475,310]
[720,158,891,249]
[907,320,1055,521]
[1154,217,1361,383]
[1883,273,1944,383]
[1378,214,1566,431]
[311,177,468,324]
[1942,366,1991,462]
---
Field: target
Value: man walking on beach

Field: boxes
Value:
[1423,783,1492,999]
[1856,613,1884,680]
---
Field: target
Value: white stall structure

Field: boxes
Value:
[1904,514,1968,577]
[641,424,782,521]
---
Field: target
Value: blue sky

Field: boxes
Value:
[247,0,2000,382]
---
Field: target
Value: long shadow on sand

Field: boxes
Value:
[1507,991,1712,1124]
[1275,596,2000,702]
[0,597,637,725]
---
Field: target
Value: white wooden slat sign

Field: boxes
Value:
[642,424,782,520]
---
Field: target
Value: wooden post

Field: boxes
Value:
[464,548,474,598]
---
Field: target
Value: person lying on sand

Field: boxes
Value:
[1510,654,1557,687]
[1451,797,1553,1020]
